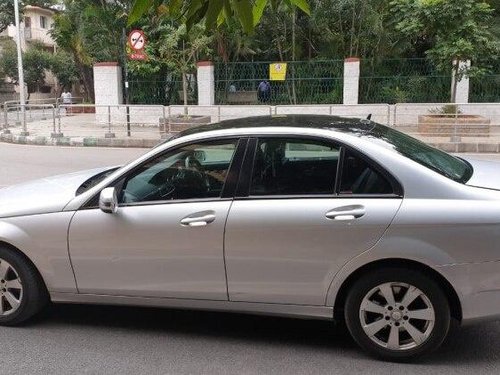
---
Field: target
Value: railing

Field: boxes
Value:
[2,102,500,151]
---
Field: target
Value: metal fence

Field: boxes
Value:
[214,60,344,105]
[359,58,452,104]
[4,102,500,151]
[128,74,198,106]
[213,58,499,105]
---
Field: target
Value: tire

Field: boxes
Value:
[344,267,450,362]
[0,246,48,326]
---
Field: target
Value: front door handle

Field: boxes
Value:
[325,205,366,221]
[180,212,216,227]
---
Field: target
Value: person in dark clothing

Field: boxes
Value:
[257,80,271,103]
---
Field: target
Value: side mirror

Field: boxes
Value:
[99,187,118,214]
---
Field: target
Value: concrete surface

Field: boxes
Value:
[0,143,500,374]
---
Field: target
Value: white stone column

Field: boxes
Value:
[197,61,215,106]
[343,57,360,105]
[93,62,123,137]
[93,62,123,105]
[451,60,471,103]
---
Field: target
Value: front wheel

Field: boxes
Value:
[344,268,450,361]
[0,247,48,326]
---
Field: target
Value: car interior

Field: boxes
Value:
[250,139,393,196]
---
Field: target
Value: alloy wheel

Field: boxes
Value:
[0,259,23,316]
[359,282,435,351]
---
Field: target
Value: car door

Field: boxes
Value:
[68,138,246,300]
[224,137,403,305]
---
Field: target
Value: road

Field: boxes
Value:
[0,142,500,374]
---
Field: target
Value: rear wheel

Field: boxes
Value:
[344,268,450,361]
[0,246,48,326]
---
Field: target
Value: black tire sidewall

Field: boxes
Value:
[344,268,451,362]
[0,247,46,326]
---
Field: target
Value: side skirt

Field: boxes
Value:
[50,292,334,321]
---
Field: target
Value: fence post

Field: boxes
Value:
[105,105,115,138]
[50,105,63,138]
[2,105,10,134]
[197,61,215,106]
[343,57,360,105]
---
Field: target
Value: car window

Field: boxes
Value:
[119,140,238,203]
[339,150,393,195]
[250,138,340,195]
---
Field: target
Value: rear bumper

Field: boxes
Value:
[438,260,500,325]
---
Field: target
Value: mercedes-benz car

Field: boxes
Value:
[1,115,500,361]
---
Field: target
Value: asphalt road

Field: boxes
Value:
[1,142,500,374]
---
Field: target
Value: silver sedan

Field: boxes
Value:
[1,115,500,361]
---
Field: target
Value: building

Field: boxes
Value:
[0,5,58,101]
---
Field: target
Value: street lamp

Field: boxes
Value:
[13,0,27,135]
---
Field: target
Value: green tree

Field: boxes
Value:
[0,0,16,34]
[23,45,51,97]
[0,41,51,99]
[391,0,500,102]
[158,23,213,111]
[50,0,130,102]
[128,0,310,34]
[48,50,78,94]
[0,38,18,82]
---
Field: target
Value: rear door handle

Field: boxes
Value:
[180,212,216,227]
[325,205,366,221]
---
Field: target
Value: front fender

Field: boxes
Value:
[0,212,77,293]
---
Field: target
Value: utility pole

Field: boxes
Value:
[122,28,131,137]
[13,0,28,135]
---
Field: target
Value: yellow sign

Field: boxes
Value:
[269,63,287,81]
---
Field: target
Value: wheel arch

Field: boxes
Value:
[332,258,462,323]
[0,240,50,297]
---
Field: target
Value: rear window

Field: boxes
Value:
[367,125,472,183]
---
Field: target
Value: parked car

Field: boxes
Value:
[1,115,500,361]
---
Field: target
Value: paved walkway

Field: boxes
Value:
[1,113,164,147]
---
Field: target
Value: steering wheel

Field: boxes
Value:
[182,155,211,193]
[185,155,203,170]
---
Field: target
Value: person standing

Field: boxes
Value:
[60,89,72,114]
[257,80,271,103]
[61,89,72,105]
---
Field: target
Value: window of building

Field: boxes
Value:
[40,16,47,29]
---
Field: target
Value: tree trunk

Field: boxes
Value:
[291,8,297,105]
[74,54,94,103]
[450,60,459,103]
[182,72,188,116]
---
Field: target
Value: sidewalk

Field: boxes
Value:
[1,114,163,148]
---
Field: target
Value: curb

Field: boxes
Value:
[0,132,161,148]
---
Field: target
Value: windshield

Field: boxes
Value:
[366,125,473,183]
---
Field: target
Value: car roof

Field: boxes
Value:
[173,114,377,139]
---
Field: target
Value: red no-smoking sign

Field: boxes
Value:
[128,30,147,60]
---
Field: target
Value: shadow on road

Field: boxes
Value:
[32,303,500,366]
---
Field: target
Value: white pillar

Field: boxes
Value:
[451,60,471,103]
[197,61,215,106]
[93,62,123,105]
[343,57,360,105]
[93,62,123,135]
